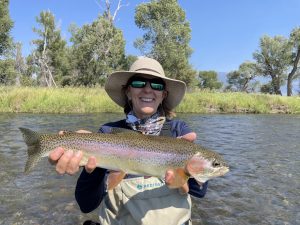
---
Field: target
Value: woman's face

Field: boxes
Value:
[126,75,167,119]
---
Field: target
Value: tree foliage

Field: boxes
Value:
[286,27,300,96]
[134,0,196,86]
[253,35,291,95]
[13,42,27,86]
[198,71,222,90]
[0,0,16,85]
[69,15,127,86]
[226,62,260,92]
[0,59,15,84]
[31,10,68,87]
[0,0,13,56]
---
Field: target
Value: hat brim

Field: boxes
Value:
[105,71,186,110]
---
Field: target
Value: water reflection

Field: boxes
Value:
[0,113,299,225]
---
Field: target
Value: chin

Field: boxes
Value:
[141,107,156,115]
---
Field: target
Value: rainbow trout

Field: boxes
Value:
[19,127,229,183]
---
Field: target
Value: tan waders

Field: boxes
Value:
[98,176,192,225]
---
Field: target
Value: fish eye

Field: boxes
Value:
[212,160,220,167]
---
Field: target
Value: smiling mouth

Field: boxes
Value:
[140,97,154,102]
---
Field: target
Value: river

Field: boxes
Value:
[0,113,299,225]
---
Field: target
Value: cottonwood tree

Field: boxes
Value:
[253,35,291,95]
[69,0,127,86]
[31,10,68,87]
[226,62,260,92]
[134,0,197,87]
[253,28,300,96]
[198,71,222,90]
[286,27,300,96]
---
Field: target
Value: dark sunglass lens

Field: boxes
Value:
[150,82,165,91]
[130,80,146,88]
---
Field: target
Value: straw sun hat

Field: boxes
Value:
[105,56,186,110]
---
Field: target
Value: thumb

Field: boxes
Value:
[85,156,97,173]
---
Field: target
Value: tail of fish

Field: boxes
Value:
[19,127,43,174]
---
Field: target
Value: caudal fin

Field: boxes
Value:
[19,127,42,174]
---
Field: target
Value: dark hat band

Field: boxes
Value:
[135,68,162,75]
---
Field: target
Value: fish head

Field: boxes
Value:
[187,151,229,183]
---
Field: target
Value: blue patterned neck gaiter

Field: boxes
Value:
[126,111,166,136]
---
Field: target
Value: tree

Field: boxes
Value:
[286,27,300,96]
[31,10,68,87]
[0,0,13,56]
[226,62,260,92]
[0,0,16,85]
[0,59,15,84]
[253,35,291,95]
[14,42,27,86]
[260,82,275,94]
[69,2,127,86]
[198,71,222,90]
[134,0,196,86]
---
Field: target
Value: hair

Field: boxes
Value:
[122,77,176,119]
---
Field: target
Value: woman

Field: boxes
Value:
[49,57,208,225]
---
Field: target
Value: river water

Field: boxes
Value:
[0,113,299,225]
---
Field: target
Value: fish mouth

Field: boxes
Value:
[217,166,230,176]
[209,166,230,178]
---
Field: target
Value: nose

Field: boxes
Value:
[142,82,152,92]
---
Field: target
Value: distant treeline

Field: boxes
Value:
[1,87,299,114]
[0,0,299,96]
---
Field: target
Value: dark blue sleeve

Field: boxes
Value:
[75,167,107,213]
[170,119,209,198]
[188,179,208,198]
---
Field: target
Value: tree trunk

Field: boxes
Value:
[271,75,282,95]
[287,74,293,96]
[287,48,300,96]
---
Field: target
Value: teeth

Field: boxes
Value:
[141,98,153,102]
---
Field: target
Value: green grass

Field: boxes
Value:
[0,86,299,114]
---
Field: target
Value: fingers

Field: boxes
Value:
[76,129,92,134]
[165,169,189,194]
[49,147,84,175]
[49,147,64,165]
[66,151,83,174]
[85,156,97,174]
[178,183,189,195]
[58,129,92,135]
[165,169,175,185]
[178,132,197,142]
[55,150,75,175]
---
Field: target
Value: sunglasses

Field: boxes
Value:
[128,77,165,91]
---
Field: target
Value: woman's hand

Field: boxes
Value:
[165,132,197,194]
[48,129,97,175]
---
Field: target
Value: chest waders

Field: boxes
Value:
[98,122,192,225]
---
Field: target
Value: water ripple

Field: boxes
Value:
[0,113,299,225]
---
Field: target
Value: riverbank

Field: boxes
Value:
[0,86,299,114]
